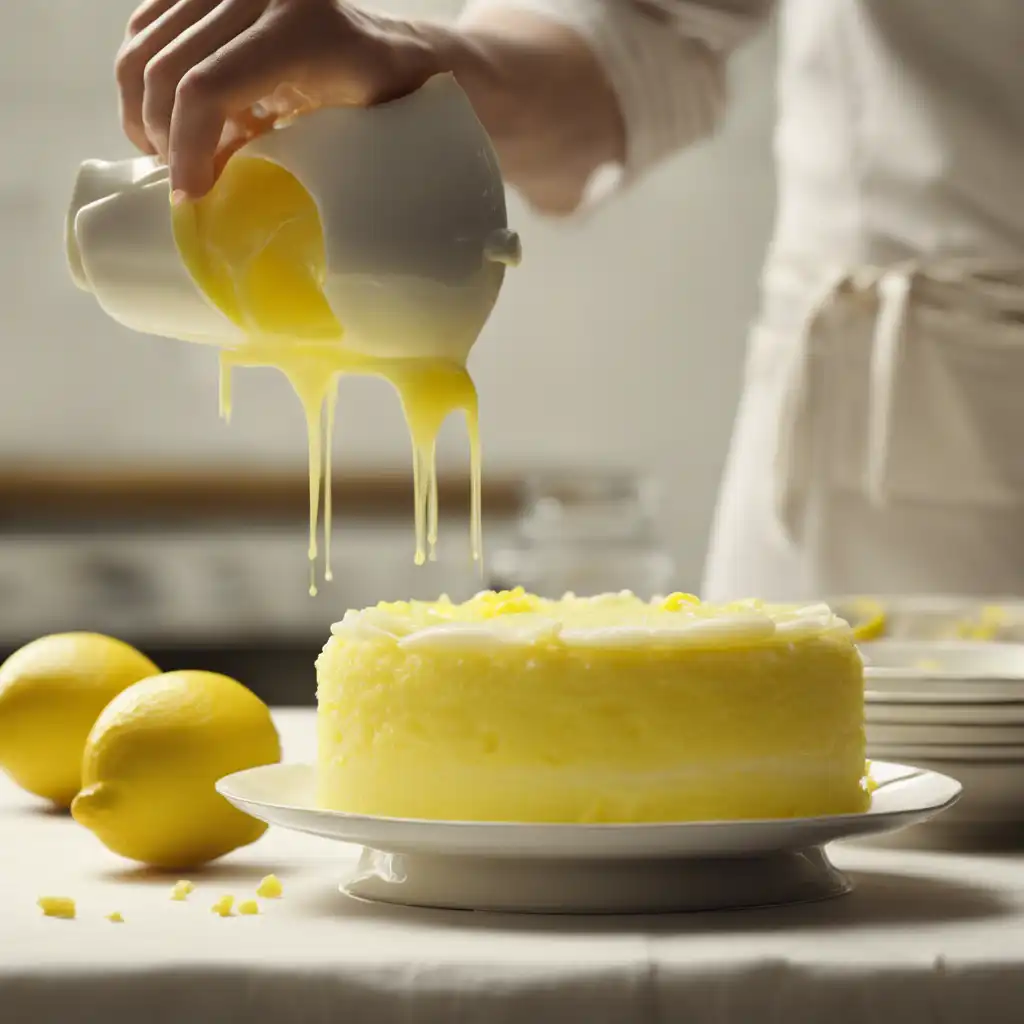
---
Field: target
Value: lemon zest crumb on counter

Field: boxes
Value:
[38,896,76,919]
[237,900,260,916]
[170,880,195,901]
[211,895,235,917]
[256,874,283,899]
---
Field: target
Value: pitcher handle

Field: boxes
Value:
[484,228,522,267]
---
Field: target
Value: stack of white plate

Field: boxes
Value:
[831,593,1024,642]
[862,639,1024,847]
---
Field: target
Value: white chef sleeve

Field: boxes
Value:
[458,0,773,190]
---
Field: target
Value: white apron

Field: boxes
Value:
[702,0,1024,602]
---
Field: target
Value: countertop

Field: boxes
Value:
[3,710,1024,1023]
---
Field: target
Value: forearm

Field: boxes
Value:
[418,1,774,215]
[421,12,626,215]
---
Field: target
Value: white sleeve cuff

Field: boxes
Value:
[459,0,767,186]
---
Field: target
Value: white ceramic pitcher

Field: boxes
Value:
[65,74,521,363]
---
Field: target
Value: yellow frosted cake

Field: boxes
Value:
[315,590,870,823]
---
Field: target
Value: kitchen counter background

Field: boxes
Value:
[0,1,778,594]
[0,638,319,705]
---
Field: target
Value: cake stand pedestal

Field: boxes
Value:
[342,845,851,914]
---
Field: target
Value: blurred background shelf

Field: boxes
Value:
[0,464,522,524]
[0,464,528,704]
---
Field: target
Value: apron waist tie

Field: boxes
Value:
[770,257,1014,545]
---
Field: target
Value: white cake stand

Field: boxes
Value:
[217,761,960,914]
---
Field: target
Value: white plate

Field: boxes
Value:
[898,759,1024,816]
[833,594,1024,641]
[868,743,1024,762]
[866,702,1024,725]
[862,641,1024,700]
[867,721,1024,745]
[216,761,960,914]
[859,757,1024,850]
[866,690,1024,705]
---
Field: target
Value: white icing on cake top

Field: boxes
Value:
[329,591,852,650]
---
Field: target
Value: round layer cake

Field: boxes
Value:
[315,590,870,822]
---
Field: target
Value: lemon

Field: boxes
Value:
[0,633,160,807]
[71,670,280,869]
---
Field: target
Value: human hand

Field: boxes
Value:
[115,0,442,199]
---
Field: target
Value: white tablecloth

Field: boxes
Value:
[4,709,1024,1023]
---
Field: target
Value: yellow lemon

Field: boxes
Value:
[0,633,160,807]
[71,670,280,869]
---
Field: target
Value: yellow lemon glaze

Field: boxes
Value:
[846,597,887,642]
[315,590,870,823]
[171,156,482,592]
[957,604,1007,640]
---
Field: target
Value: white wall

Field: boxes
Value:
[0,2,777,590]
